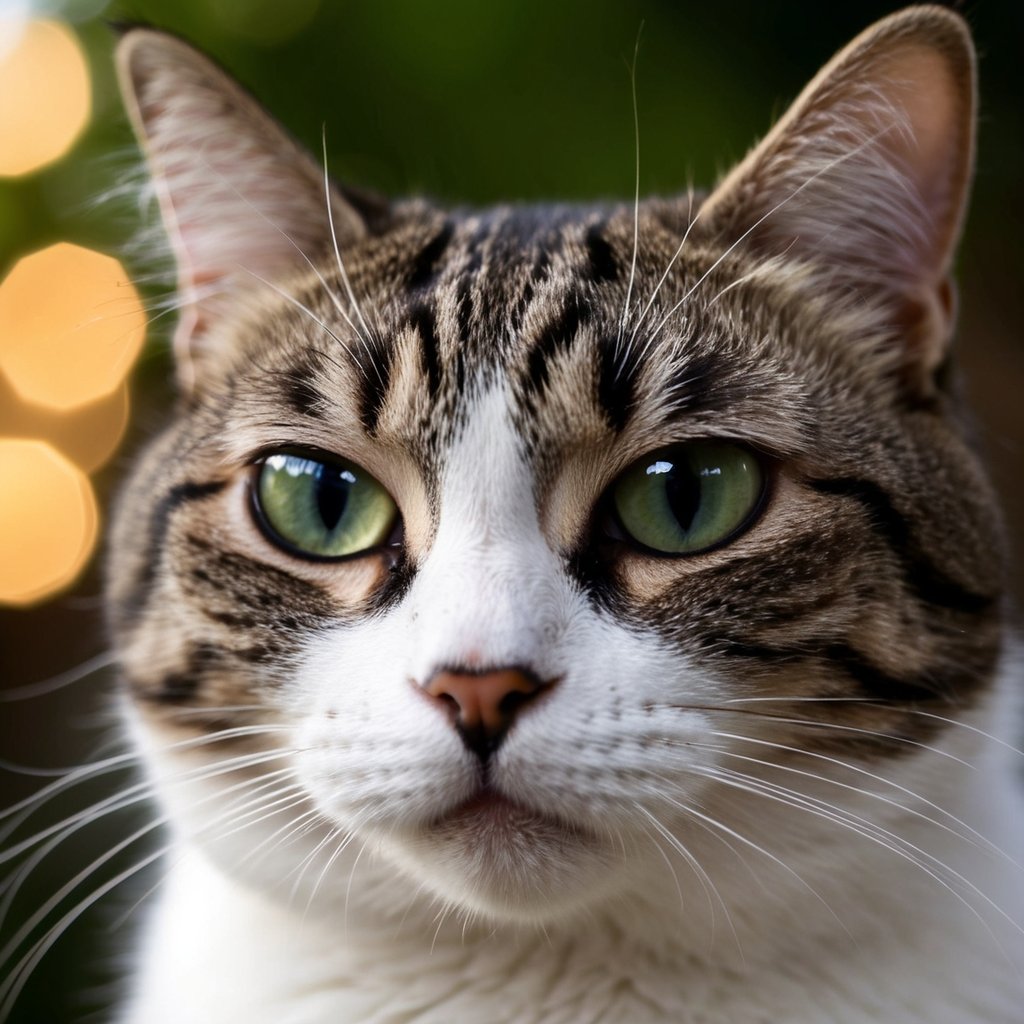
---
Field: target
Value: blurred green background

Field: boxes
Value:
[1,0,1021,1019]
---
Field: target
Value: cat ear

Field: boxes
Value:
[116,30,367,392]
[698,7,975,391]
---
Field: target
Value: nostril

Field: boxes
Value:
[419,666,557,759]
[498,689,530,718]
[436,691,459,713]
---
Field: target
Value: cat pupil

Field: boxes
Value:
[665,464,701,533]
[314,466,353,533]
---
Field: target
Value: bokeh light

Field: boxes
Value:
[0,242,145,411]
[53,383,130,473]
[0,439,98,606]
[0,376,130,473]
[0,7,30,63]
[0,18,90,177]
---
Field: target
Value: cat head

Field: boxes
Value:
[107,7,1004,928]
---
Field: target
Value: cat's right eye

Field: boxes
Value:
[610,441,766,556]
[252,452,399,560]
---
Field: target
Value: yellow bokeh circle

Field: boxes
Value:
[0,19,91,177]
[0,242,146,411]
[0,377,131,475]
[0,439,99,606]
[61,383,131,474]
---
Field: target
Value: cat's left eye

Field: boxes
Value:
[252,452,398,560]
[610,441,765,556]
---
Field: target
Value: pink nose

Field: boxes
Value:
[422,667,551,759]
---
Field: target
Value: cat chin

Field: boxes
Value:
[376,804,626,922]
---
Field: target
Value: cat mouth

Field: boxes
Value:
[439,785,529,826]
[407,782,613,916]
[428,784,592,844]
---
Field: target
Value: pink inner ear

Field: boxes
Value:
[696,15,974,388]
[871,46,972,281]
[118,30,368,391]
[762,35,974,287]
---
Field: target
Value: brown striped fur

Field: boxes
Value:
[103,10,1022,1023]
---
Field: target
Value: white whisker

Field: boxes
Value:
[618,24,644,342]
[320,127,374,344]
[634,123,902,366]
[0,652,116,703]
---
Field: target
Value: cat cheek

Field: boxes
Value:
[287,624,479,823]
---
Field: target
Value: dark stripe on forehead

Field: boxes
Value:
[410,301,442,399]
[585,223,620,283]
[523,292,585,395]
[532,247,551,283]
[662,352,743,415]
[355,332,398,434]
[455,250,481,344]
[278,363,324,418]
[407,221,454,290]
[595,339,640,432]
[808,477,996,615]
[510,246,556,340]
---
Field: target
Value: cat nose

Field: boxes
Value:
[422,667,552,760]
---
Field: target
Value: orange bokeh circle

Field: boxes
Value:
[0,242,146,412]
[0,439,99,606]
[0,19,91,177]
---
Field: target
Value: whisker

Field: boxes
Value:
[288,822,345,904]
[242,805,325,873]
[617,23,644,342]
[703,730,1019,868]
[239,268,359,365]
[691,762,1020,955]
[216,163,353,327]
[320,127,374,344]
[661,700,975,767]
[658,791,852,940]
[720,699,1024,758]
[0,817,165,971]
[0,751,142,839]
[304,824,360,919]
[624,186,697,360]
[634,123,903,366]
[106,773,305,931]
[636,805,743,956]
[0,651,116,703]
[0,762,307,1008]
[343,831,373,936]
[0,740,293,865]
[0,846,166,1019]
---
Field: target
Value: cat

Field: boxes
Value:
[92,5,1024,1022]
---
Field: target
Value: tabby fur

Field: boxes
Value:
[105,7,1023,1022]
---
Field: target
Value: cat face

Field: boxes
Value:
[107,10,1005,924]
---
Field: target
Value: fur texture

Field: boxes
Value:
[100,7,1023,1022]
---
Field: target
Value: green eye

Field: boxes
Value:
[612,442,765,555]
[253,452,398,559]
